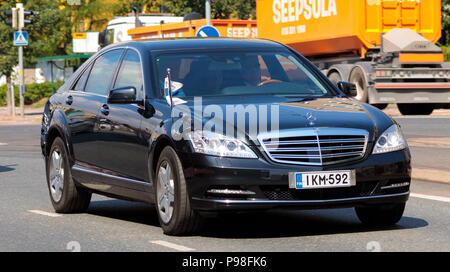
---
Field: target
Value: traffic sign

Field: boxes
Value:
[14,31,28,46]
[195,25,220,38]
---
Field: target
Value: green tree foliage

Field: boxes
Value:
[25,1,73,64]
[0,1,19,78]
[163,0,256,20]
[115,0,256,20]
[442,0,450,45]
[0,80,64,106]
[70,0,116,32]
[0,0,73,70]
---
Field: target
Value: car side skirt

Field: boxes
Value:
[71,164,154,204]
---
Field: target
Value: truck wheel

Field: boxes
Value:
[328,72,341,86]
[349,66,368,102]
[355,203,405,227]
[397,103,434,115]
[373,104,388,110]
[155,146,203,235]
[46,137,91,213]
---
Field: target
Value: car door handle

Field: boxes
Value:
[66,95,73,105]
[100,104,110,116]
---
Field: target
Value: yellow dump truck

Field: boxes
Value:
[128,0,449,114]
[128,19,257,40]
[257,0,449,114]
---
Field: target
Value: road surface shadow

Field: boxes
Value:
[0,164,16,173]
[87,199,159,226]
[199,209,428,238]
[86,199,428,238]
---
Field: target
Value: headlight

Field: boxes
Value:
[187,131,258,158]
[373,124,407,154]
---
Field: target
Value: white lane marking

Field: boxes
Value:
[410,193,450,203]
[0,143,8,146]
[28,210,62,217]
[150,240,195,251]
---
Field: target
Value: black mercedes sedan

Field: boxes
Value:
[40,38,411,235]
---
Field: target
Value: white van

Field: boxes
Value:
[102,14,184,45]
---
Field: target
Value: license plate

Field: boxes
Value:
[289,170,355,189]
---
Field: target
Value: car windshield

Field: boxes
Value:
[154,49,334,98]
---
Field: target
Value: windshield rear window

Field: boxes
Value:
[154,49,334,98]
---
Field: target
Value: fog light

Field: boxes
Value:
[380,182,410,190]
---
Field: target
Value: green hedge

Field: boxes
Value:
[0,81,64,106]
[442,46,450,62]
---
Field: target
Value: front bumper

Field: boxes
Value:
[181,148,411,211]
[191,192,409,211]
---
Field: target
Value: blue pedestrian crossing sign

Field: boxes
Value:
[195,26,220,38]
[14,31,28,46]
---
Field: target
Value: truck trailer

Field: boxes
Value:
[128,19,258,40]
[257,0,450,114]
[127,0,449,115]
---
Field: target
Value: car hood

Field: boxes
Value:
[175,95,394,145]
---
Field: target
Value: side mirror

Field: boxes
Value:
[108,86,137,104]
[337,81,357,97]
[98,29,106,48]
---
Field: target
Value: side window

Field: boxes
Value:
[276,54,310,82]
[84,49,123,95]
[276,54,328,93]
[114,50,143,100]
[73,65,91,91]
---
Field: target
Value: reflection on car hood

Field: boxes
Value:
[176,96,394,145]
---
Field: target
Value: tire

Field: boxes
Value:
[328,72,342,86]
[349,66,368,102]
[154,146,202,235]
[373,104,388,110]
[46,137,91,213]
[355,203,405,227]
[397,103,434,115]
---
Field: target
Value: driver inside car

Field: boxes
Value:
[240,55,262,86]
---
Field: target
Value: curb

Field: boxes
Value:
[0,117,41,126]
[412,168,450,185]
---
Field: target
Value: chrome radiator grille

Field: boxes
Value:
[259,128,368,166]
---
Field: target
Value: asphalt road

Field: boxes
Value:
[0,118,449,252]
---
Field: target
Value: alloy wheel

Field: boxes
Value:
[156,160,175,224]
[49,149,64,202]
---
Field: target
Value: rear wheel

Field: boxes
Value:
[355,203,405,227]
[46,137,91,213]
[327,72,342,86]
[397,103,434,115]
[155,146,202,235]
[349,66,368,102]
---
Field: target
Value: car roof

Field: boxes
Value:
[104,38,286,52]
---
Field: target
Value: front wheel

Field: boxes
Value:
[355,203,405,227]
[154,146,202,235]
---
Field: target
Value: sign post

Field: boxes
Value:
[13,3,28,117]
[205,0,211,26]
[11,83,15,118]
[5,3,32,117]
